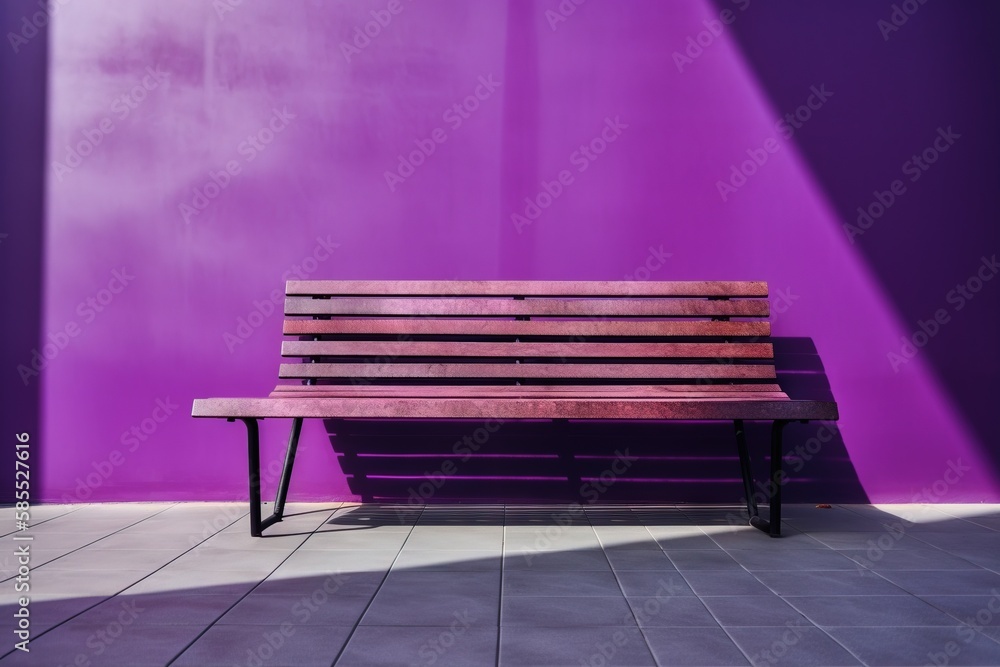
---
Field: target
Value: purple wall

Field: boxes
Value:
[23,0,999,503]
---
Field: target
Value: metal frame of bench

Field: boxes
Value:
[193,281,838,537]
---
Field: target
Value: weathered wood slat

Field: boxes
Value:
[286,280,769,298]
[270,389,792,400]
[283,319,771,338]
[192,397,838,421]
[285,297,769,318]
[278,362,777,380]
[280,341,775,359]
[269,383,787,394]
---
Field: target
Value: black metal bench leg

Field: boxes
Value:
[733,420,759,523]
[746,419,790,537]
[237,417,304,537]
[273,417,303,519]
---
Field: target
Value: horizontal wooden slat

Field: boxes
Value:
[285,297,769,318]
[192,396,838,421]
[278,363,776,380]
[270,388,791,400]
[283,319,771,338]
[269,383,786,394]
[280,341,774,359]
[286,280,768,298]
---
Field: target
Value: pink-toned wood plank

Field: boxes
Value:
[277,362,777,380]
[192,396,838,421]
[285,280,769,298]
[284,297,769,318]
[283,319,771,338]
[268,383,787,394]
[269,389,792,400]
[280,341,775,359]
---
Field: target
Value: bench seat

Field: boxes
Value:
[193,388,836,421]
[192,280,840,537]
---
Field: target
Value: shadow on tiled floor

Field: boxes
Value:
[1,503,1000,665]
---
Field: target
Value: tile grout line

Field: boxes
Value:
[0,504,183,583]
[327,504,424,667]
[163,504,342,666]
[594,508,656,665]
[0,503,196,659]
[0,504,89,538]
[0,503,181,584]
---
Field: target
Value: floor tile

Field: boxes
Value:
[826,626,1000,666]
[337,625,499,666]
[361,571,499,626]
[666,550,743,571]
[80,593,239,626]
[726,625,863,666]
[172,624,351,666]
[805,531,932,551]
[403,526,503,551]
[625,596,718,627]
[680,570,773,596]
[700,595,809,627]
[299,529,410,551]
[875,569,1000,596]
[785,595,960,627]
[643,626,750,665]
[504,548,610,571]
[752,570,909,596]
[615,571,695,597]
[504,569,623,597]
[839,548,980,570]
[726,548,858,571]
[502,596,635,627]
[218,592,372,626]
[603,549,676,571]
[0,621,204,666]
[275,549,398,575]
[499,625,655,666]
[393,549,501,572]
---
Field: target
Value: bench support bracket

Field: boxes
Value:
[734,419,790,538]
[236,417,303,537]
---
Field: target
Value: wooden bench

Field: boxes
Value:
[192,280,838,537]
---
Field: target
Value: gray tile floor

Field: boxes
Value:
[2,503,1000,666]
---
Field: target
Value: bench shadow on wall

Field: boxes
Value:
[320,337,868,505]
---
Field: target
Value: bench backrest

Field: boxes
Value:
[280,281,775,386]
